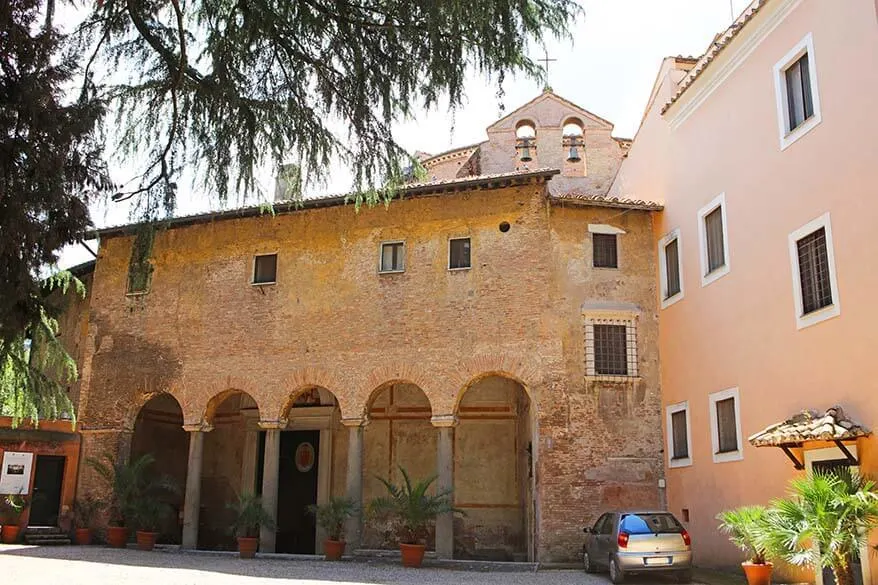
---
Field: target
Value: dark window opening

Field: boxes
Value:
[253,254,278,284]
[671,409,689,460]
[785,53,814,133]
[704,206,725,274]
[665,238,681,298]
[715,397,738,454]
[380,242,405,273]
[797,227,833,315]
[449,238,471,270]
[594,324,628,376]
[499,222,511,233]
[593,233,618,269]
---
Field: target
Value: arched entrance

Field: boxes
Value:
[130,393,188,543]
[200,390,260,550]
[454,375,533,561]
[363,381,435,550]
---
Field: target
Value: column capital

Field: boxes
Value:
[431,414,458,428]
[341,417,370,428]
[258,419,288,430]
[182,422,214,433]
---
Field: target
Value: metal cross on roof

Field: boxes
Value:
[538,50,557,90]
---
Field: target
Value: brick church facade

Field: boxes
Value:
[51,91,666,562]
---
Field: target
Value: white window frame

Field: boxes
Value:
[708,387,743,463]
[658,228,684,309]
[773,32,822,151]
[583,310,640,382]
[251,252,278,286]
[666,401,693,468]
[788,212,840,330]
[697,193,731,287]
[447,237,472,271]
[378,240,406,274]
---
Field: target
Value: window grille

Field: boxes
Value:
[593,233,618,269]
[796,227,832,314]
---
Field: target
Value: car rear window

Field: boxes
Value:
[619,514,682,534]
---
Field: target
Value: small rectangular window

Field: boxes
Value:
[671,410,689,460]
[715,397,738,453]
[593,324,628,376]
[593,233,618,269]
[253,254,277,284]
[380,241,405,273]
[664,238,681,299]
[796,227,832,315]
[448,238,471,270]
[785,54,814,133]
[704,206,725,274]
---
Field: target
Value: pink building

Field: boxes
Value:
[611,0,878,582]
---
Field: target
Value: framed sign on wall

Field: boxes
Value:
[0,452,34,494]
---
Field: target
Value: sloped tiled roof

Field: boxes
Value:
[749,406,871,447]
[662,0,769,114]
[551,193,663,211]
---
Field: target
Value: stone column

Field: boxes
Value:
[432,415,457,559]
[259,420,285,553]
[240,411,260,495]
[342,418,368,550]
[181,423,212,550]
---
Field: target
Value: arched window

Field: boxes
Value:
[514,120,536,162]
[562,118,584,162]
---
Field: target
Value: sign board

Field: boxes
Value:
[0,452,34,494]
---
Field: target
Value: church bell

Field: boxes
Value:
[567,145,581,162]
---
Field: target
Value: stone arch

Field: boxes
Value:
[204,388,261,425]
[447,353,540,414]
[279,385,341,421]
[278,367,347,418]
[561,116,585,136]
[514,118,537,138]
[123,389,187,431]
[358,362,437,416]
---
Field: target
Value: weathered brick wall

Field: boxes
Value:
[75,182,662,561]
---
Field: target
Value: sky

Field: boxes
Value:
[59,0,751,269]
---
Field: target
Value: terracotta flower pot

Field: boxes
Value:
[237,536,259,559]
[136,530,158,551]
[75,528,92,545]
[742,562,773,585]
[106,526,129,548]
[323,539,346,561]
[1,525,20,544]
[400,543,426,568]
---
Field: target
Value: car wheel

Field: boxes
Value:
[583,551,597,573]
[676,569,693,583]
[609,557,625,584]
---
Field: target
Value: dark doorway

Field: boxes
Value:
[30,456,65,526]
[276,430,319,554]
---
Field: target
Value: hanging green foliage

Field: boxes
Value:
[0,270,85,428]
[127,225,156,294]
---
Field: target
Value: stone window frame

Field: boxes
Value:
[251,252,278,286]
[788,211,840,330]
[697,192,730,288]
[583,307,640,383]
[773,32,822,151]
[666,400,693,469]
[708,387,744,464]
[378,240,406,274]
[658,227,684,309]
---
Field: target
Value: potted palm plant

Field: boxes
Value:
[131,496,171,551]
[717,506,772,585]
[87,452,176,549]
[1,495,29,544]
[228,492,275,559]
[368,467,459,568]
[73,495,103,545]
[760,469,878,585]
[307,496,357,561]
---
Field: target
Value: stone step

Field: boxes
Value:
[23,536,72,545]
[25,526,65,535]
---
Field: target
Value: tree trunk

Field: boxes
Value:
[833,560,855,585]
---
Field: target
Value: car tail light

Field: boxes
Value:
[681,529,691,546]
[617,531,629,548]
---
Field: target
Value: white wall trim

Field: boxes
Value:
[697,193,731,287]
[667,0,804,130]
[666,401,693,469]
[708,387,744,464]
[658,228,685,309]
[773,32,822,151]
[588,224,626,235]
[788,212,840,330]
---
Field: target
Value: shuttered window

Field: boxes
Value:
[785,54,814,132]
[704,206,726,274]
[593,324,628,376]
[796,227,833,315]
[671,410,689,460]
[593,233,618,268]
[449,238,471,270]
[664,238,681,298]
[253,254,277,284]
[380,242,405,272]
[715,398,738,454]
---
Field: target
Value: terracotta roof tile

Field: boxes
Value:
[551,193,663,211]
[749,406,871,447]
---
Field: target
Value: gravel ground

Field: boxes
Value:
[0,544,689,585]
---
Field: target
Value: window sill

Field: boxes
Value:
[712,449,743,464]
[796,302,840,330]
[669,457,692,469]
[251,281,276,286]
[701,264,729,288]
[780,113,822,151]
[378,269,405,275]
[585,375,642,384]
[448,266,471,272]
[661,291,684,310]
[126,290,150,297]
[593,265,620,271]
